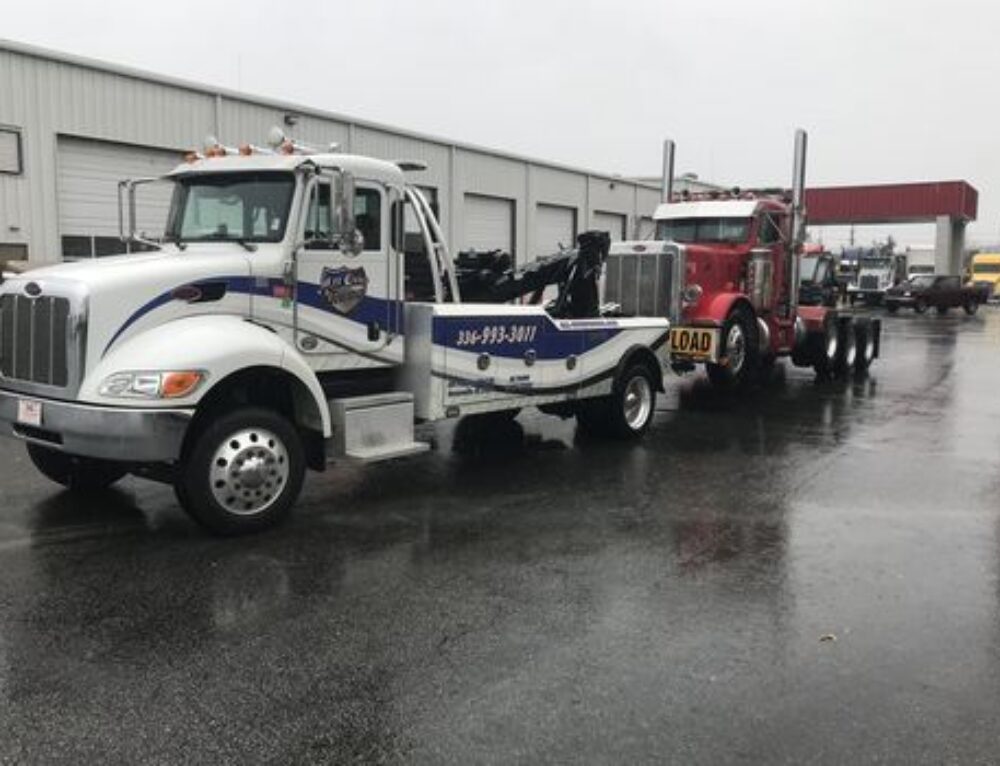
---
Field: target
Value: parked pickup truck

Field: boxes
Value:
[884,275,990,315]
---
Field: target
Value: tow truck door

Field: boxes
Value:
[294,177,395,360]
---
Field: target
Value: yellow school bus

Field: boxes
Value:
[970,253,1000,298]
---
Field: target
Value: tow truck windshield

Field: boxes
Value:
[166,171,296,246]
[656,217,750,244]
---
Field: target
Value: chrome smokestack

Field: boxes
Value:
[788,128,808,313]
[661,139,676,203]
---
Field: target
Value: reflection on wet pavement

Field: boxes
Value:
[1,309,1000,763]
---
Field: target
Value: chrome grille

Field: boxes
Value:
[0,294,73,388]
[605,243,684,322]
[860,275,879,290]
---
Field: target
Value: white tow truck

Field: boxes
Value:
[0,130,670,534]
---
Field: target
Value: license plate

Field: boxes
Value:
[669,327,719,361]
[17,399,42,427]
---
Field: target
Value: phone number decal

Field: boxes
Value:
[455,324,539,347]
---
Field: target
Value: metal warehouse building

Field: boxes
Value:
[0,39,663,268]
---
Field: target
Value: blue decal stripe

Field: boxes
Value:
[103,275,404,356]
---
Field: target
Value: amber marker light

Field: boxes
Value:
[161,371,204,399]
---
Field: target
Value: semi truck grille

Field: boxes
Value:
[860,275,879,290]
[605,244,684,322]
[0,294,72,388]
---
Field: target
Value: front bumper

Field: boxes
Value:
[0,389,193,462]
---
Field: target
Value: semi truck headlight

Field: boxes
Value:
[682,284,703,305]
[99,371,205,399]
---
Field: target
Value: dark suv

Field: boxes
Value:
[885,275,990,315]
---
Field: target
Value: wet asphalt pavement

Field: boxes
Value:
[2,308,1000,764]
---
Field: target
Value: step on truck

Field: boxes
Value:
[0,129,670,534]
[608,129,881,388]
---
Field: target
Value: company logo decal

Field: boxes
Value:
[320,266,369,315]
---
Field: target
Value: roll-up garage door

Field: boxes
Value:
[462,194,514,255]
[57,136,182,258]
[592,211,627,241]
[535,203,576,256]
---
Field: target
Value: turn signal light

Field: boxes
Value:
[161,371,204,399]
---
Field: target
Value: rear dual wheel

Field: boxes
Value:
[812,316,840,379]
[577,364,657,439]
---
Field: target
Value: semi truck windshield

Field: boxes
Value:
[656,217,750,244]
[166,172,296,244]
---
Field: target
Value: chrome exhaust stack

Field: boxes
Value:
[661,139,676,204]
[788,129,808,314]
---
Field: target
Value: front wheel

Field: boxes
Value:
[706,307,758,389]
[26,443,128,491]
[175,407,306,535]
[577,364,657,439]
[964,300,979,316]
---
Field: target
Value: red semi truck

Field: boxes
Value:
[610,130,880,387]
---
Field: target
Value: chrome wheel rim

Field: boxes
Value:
[726,324,746,374]
[845,336,857,367]
[209,427,289,516]
[864,335,875,363]
[623,375,653,431]
[825,328,839,361]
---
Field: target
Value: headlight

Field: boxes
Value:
[682,284,703,305]
[99,370,205,399]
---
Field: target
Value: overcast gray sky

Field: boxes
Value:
[4,0,999,248]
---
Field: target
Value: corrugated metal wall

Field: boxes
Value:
[0,42,659,265]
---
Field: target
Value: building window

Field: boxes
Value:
[0,243,28,261]
[62,236,93,259]
[0,129,22,175]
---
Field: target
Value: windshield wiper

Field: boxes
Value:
[200,233,258,252]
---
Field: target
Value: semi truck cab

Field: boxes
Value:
[609,130,881,390]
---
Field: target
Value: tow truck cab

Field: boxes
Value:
[0,133,671,534]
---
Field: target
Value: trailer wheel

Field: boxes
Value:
[26,443,128,491]
[964,299,979,316]
[175,407,305,535]
[706,306,758,389]
[577,364,656,439]
[852,319,876,372]
[812,315,840,379]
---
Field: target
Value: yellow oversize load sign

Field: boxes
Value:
[669,327,719,361]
